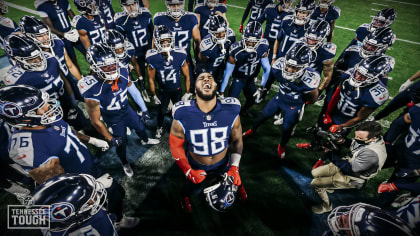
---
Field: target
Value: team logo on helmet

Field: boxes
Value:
[0,102,23,118]
[50,202,75,222]
[224,192,236,207]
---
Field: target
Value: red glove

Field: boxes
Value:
[312,159,325,169]
[378,182,399,193]
[323,114,332,125]
[227,166,241,186]
[407,102,415,108]
[186,169,207,184]
[239,24,244,33]
[329,124,341,133]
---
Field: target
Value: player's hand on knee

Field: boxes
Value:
[378,182,399,193]
[186,168,207,184]
[64,29,79,43]
[329,124,342,133]
[89,137,110,151]
[153,95,161,105]
[227,166,241,186]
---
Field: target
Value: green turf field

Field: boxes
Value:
[1,0,420,235]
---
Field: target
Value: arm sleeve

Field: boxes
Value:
[241,2,252,24]
[128,83,148,112]
[220,62,235,93]
[260,56,271,86]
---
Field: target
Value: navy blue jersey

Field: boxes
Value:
[199,29,235,74]
[309,42,336,74]
[99,0,115,29]
[331,71,389,124]
[154,12,198,54]
[0,17,18,49]
[119,41,136,67]
[3,53,64,99]
[36,0,72,33]
[49,34,69,77]
[276,16,310,58]
[310,6,341,25]
[405,104,420,160]
[229,38,269,79]
[257,4,292,43]
[114,9,153,58]
[194,3,227,39]
[396,194,420,234]
[8,119,97,176]
[44,209,117,236]
[271,58,320,105]
[78,65,131,124]
[347,23,370,48]
[172,97,241,156]
[248,0,274,22]
[337,45,363,71]
[72,14,106,46]
[146,48,187,91]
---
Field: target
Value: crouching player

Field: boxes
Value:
[169,72,247,213]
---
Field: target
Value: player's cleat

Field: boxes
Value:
[277,144,285,159]
[122,163,134,177]
[141,138,160,145]
[237,185,248,203]
[312,202,332,214]
[391,193,414,208]
[242,129,254,137]
[181,196,192,213]
[296,142,312,149]
[273,117,283,125]
[155,127,163,139]
[116,215,140,229]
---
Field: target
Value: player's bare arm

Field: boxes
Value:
[28,158,65,184]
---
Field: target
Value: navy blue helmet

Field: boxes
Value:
[4,34,47,72]
[242,21,263,52]
[165,0,185,20]
[203,174,238,212]
[294,0,316,25]
[208,15,228,45]
[282,43,313,82]
[0,0,8,14]
[19,15,53,49]
[86,44,120,81]
[0,85,63,128]
[29,173,107,232]
[74,0,99,15]
[120,0,141,17]
[327,203,415,236]
[279,0,295,11]
[318,0,335,9]
[305,19,331,50]
[370,8,396,31]
[350,55,394,88]
[360,27,395,58]
[153,25,175,54]
[205,0,219,8]
[105,29,127,59]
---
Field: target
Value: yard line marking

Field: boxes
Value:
[370,8,382,11]
[335,25,356,31]
[226,3,246,9]
[5,1,40,15]
[372,2,389,6]
[384,0,420,6]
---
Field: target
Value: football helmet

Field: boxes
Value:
[242,21,263,53]
[74,0,99,15]
[279,0,295,11]
[4,34,47,72]
[293,0,316,25]
[0,85,63,128]
[318,0,334,9]
[29,173,107,232]
[203,173,238,212]
[154,25,175,53]
[305,19,331,50]
[360,27,395,58]
[0,0,8,14]
[370,8,396,32]
[349,55,394,88]
[205,0,219,8]
[282,43,312,82]
[19,15,54,49]
[165,0,185,20]
[255,0,264,4]
[105,29,127,60]
[327,203,414,236]
[120,0,141,18]
[86,44,120,81]
[208,15,228,45]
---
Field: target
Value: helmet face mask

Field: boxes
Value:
[293,0,316,25]
[86,45,120,81]
[165,0,185,20]
[20,16,54,49]
[369,8,396,31]
[242,21,263,53]
[348,56,391,88]
[206,0,218,8]
[305,20,330,50]
[33,29,53,49]
[74,0,100,15]
[154,26,175,54]
[279,0,295,11]
[208,15,228,45]
[282,60,306,82]
[0,0,8,14]
[203,174,238,212]
[105,30,127,60]
[294,10,311,25]
[281,43,312,82]
[318,0,334,9]
[360,28,395,58]
[121,0,140,18]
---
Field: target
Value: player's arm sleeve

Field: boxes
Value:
[169,119,192,175]
[128,82,148,112]
[220,61,235,93]
[260,56,271,87]
[241,1,252,24]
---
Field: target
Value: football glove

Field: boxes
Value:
[329,124,341,133]
[227,166,241,186]
[110,136,123,147]
[89,137,110,151]
[239,24,244,33]
[140,110,151,122]
[399,79,414,92]
[378,182,399,193]
[64,29,79,43]
[312,159,325,169]
[153,95,161,105]
[185,168,207,184]
[396,168,419,178]
[96,173,113,188]
[253,87,266,104]
[181,93,193,101]
[323,114,332,125]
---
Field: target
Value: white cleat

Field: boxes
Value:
[273,117,284,126]
[155,127,163,139]
[122,163,134,178]
[141,138,160,145]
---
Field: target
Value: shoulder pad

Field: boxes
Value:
[0,17,16,29]
[42,51,54,59]
[200,37,215,51]
[369,83,389,105]
[360,23,370,29]
[3,66,24,85]
[34,0,48,9]
[346,45,360,53]
[322,42,337,55]
[174,47,187,55]
[219,97,241,107]
[260,38,269,46]
[272,57,284,71]
[146,49,159,59]
[114,12,127,22]
[227,28,235,38]
[302,69,321,89]
[230,41,241,51]
[332,6,341,16]
[71,15,83,28]
[172,100,192,118]
[125,41,135,51]
[77,76,98,95]
[154,12,167,19]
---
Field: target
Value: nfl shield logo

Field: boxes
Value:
[206,115,212,121]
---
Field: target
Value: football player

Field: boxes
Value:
[197,15,235,87]
[0,85,139,229]
[188,0,226,12]
[0,0,17,50]
[35,0,81,66]
[169,71,247,213]
[220,21,270,114]
[72,0,106,51]
[115,0,154,102]
[79,44,159,177]
[239,0,274,33]
[396,195,420,233]
[310,0,341,42]
[147,26,191,139]
[154,0,201,91]
[243,43,320,159]
[194,0,227,40]
[98,0,115,29]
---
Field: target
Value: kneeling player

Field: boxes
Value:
[169,72,247,213]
